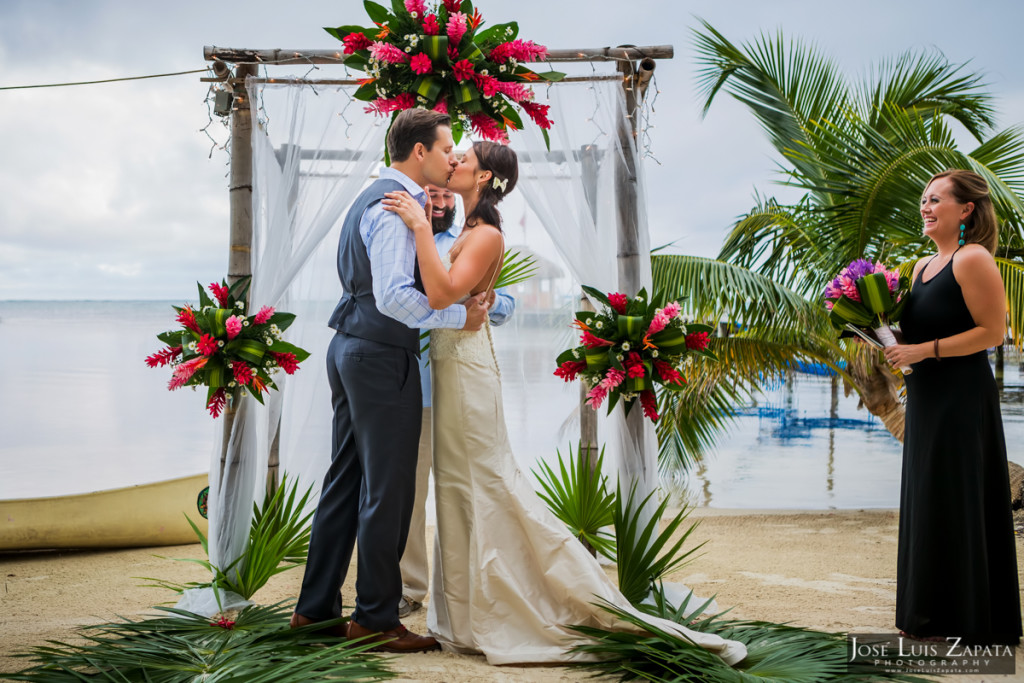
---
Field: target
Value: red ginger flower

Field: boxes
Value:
[607,292,628,315]
[452,59,474,82]
[685,331,710,351]
[640,390,659,422]
[272,351,300,375]
[443,0,462,14]
[366,93,416,116]
[422,13,440,35]
[197,334,219,356]
[145,346,182,368]
[473,73,500,97]
[208,282,229,307]
[343,32,372,54]
[169,356,208,390]
[468,113,509,143]
[410,52,432,75]
[654,359,685,385]
[207,388,227,418]
[554,359,587,382]
[520,101,552,130]
[600,367,626,390]
[489,39,548,63]
[580,329,614,349]
[586,383,609,409]
[232,361,254,386]
[446,12,467,46]
[176,306,201,333]
[432,98,448,113]
[404,0,426,17]
[225,315,242,340]
[496,80,533,103]
[210,615,235,629]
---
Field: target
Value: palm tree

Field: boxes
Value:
[667,19,1024,445]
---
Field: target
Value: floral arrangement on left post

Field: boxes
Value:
[146,278,310,417]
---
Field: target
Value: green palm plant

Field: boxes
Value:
[569,587,933,682]
[680,19,1024,442]
[7,601,393,682]
[533,444,617,558]
[142,473,314,601]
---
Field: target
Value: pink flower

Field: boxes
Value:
[422,13,440,35]
[446,12,467,46]
[600,367,626,390]
[489,39,548,63]
[640,390,659,422]
[208,282,229,307]
[342,32,372,54]
[840,276,861,301]
[410,52,432,75]
[685,331,710,351]
[553,359,587,382]
[225,315,242,340]
[586,383,609,409]
[369,41,408,64]
[447,46,460,61]
[207,388,227,418]
[607,292,628,314]
[197,334,219,356]
[646,311,671,336]
[452,58,475,82]
[145,346,182,368]
[404,0,426,17]
[662,302,681,319]
[472,73,500,97]
[496,81,533,103]
[232,361,254,386]
[519,101,552,130]
[654,359,685,385]
[176,306,201,334]
[468,113,509,143]
[432,97,448,113]
[365,93,416,116]
[168,356,209,390]
[271,351,300,375]
[254,306,275,325]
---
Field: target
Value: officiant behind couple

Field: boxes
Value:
[290,108,746,666]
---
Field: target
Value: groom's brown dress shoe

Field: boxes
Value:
[289,611,347,638]
[345,619,441,652]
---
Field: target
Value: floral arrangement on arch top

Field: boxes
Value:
[327,0,565,147]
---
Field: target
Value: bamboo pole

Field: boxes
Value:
[203,45,673,64]
[218,63,257,482]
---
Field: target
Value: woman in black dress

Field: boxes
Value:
[884,169,1021,645]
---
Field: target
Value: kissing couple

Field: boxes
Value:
[289,108,746,666]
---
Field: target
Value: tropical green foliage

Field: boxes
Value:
[495,248,538,289]
[533,445,617,558]
[142,474,314,601]
[7,601,393,682]
[569,588,933,682]
[692,18,1024,337]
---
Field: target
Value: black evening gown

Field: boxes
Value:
[896,252,1021,645]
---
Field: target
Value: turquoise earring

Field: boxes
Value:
[958,223,966,246]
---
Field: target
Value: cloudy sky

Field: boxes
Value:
[2,0,1022,299]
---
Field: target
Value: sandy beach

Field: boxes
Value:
[2,508,1021,681]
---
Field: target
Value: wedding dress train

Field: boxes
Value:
[425,267,746,666]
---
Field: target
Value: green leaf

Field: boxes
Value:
[494,249,538,288]
[354,80,378,101]
[474,21,518,47]
[267,340,312,364]
[226,338,268,365]
[364,0,390,25]
[268,311,297,332]
[580,285,611,308]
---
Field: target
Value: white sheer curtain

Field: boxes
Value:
[194,75,657,615]
[511,79,658,505]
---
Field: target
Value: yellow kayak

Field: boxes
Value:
[0,474,209,550]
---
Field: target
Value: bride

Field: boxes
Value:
[381,141,746,666]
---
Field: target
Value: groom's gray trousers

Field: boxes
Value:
[295,332,422,631]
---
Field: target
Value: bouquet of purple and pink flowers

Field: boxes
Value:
[824,259,911,373]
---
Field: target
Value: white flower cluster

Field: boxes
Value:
[263,323,283,346]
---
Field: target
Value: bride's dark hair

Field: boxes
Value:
[465,141,518,231]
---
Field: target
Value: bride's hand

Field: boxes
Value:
[382,191,431,232]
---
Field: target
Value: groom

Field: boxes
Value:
[291,109,489,651]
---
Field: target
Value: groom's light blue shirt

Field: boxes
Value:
[360,167,467,331]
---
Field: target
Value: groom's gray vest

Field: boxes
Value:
[327,178,423,352]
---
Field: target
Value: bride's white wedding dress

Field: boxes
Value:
[424,258,746,666]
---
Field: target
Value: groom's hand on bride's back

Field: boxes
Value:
[462,294,489,331]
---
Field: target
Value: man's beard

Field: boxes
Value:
[432,207,456,235]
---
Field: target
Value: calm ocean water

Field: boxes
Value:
[1,300,1021,507]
